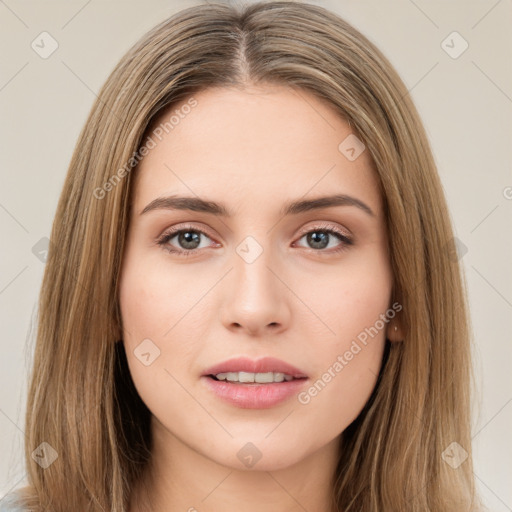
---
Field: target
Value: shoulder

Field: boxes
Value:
[0,492,26,512]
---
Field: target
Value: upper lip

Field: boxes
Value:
[202,356,308,378]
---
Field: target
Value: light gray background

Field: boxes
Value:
[1,0,511,510]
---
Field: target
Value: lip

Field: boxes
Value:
[202,356,308,379]
[201,356,309,409]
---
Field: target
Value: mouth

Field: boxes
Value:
[207,371,306,384]
[202,355,308,380]
[201,356,309,409]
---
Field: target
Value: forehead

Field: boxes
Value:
[132,85,381,214]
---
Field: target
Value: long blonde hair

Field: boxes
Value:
[16,1,479,510]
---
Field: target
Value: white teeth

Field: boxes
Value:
[214,371,295,383]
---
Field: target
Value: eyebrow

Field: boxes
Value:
[140,193,375,217]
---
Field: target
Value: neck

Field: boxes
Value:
[129,417,340,512]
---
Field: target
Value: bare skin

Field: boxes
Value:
[119,84,397,512]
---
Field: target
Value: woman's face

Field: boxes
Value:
[119,84,394,471]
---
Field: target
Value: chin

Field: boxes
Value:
[206,438,316,473]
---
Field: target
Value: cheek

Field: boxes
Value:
[119,274,166,338]
[119,252,208,339]
[296,340,384,448]
[118,252,212,416]
[308,245,392,346]
[295,292,389,441]
[117,231,393,464]
[294,246,391,423]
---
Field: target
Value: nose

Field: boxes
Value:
[219,241,291,337]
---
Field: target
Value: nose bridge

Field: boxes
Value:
[233,233,279,301]
[220,232,290,334]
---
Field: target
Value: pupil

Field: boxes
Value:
[179,231,200,249]
[308,231,328,249]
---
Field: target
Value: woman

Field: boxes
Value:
[1,1,481,510]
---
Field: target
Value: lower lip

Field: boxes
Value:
[201,376,308,409]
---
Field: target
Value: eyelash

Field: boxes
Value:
[156,222,353,257]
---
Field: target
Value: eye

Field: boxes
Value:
[156,224,217,256]
[156,222,353,257]
[294,223,353,254]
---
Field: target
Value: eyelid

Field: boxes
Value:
[155,222,218,246]
[156,220,353,255]
[157,220,350,240]
[296,220,352,239]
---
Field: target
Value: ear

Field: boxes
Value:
[386,291,405,342]
[386,318,404,342]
